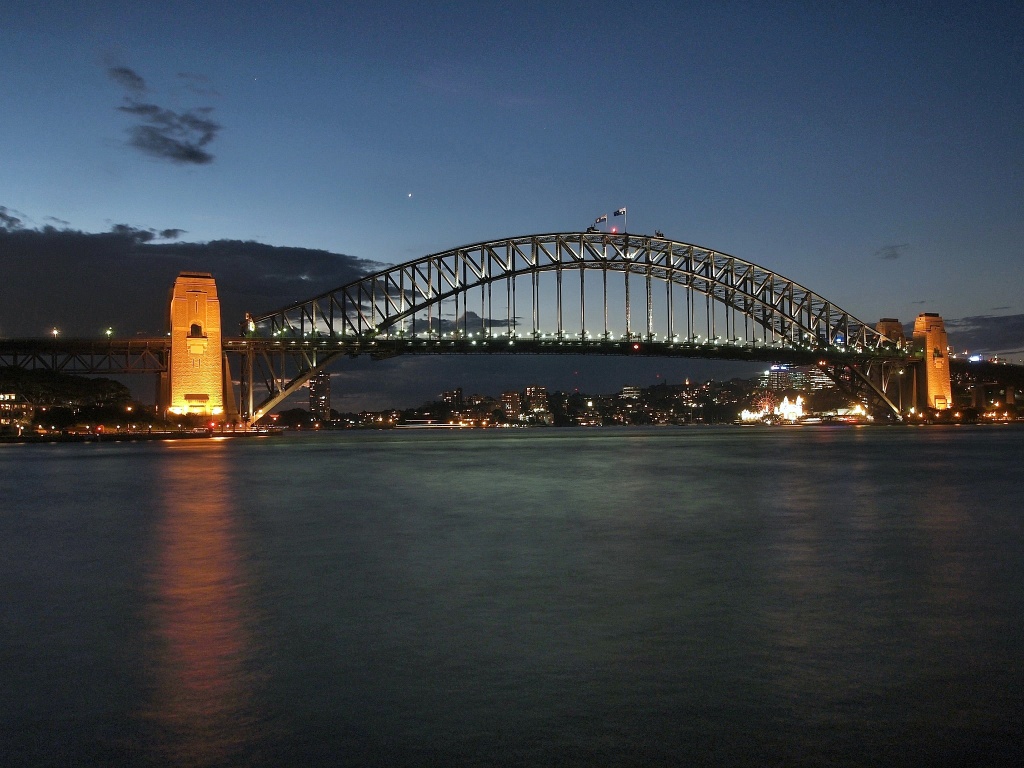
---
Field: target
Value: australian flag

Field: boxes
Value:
[613,207,626,217]
[595,214,607,224]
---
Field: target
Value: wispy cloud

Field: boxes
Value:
[875,243,909,261]
[177,72,220,98]
[945,313,1024,354]
[0,206,25,230]
[108,66,146,95]
[108,65,222,165]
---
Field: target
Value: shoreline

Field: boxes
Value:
[0,429,283,444]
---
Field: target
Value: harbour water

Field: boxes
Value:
[1,426,1022,766]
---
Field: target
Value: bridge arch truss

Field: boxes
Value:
[241,232,909,420]
[251,232,895,355]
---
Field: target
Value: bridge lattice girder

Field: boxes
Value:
[0,339,170,373]
[237,232,911,420]
[249,232,897,355]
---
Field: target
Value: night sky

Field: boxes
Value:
[3,1,1023,410]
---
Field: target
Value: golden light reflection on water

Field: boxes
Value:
[144,443,259,766]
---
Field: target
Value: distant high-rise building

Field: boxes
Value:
[760,365,795,391]
[525,386,549,413]
[502,391,523,420]
[309,371,331,420]
[759,364,833,392]
[441,388,464,406]
[620,385,641,400]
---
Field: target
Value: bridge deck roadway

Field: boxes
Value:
[3,336,1022,388]
[0,337,171,373]
[234,336,910,367]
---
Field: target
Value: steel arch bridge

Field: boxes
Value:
[240,231,908,420]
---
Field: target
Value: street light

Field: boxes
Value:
[51,327,59,338]
[105,327,113,338]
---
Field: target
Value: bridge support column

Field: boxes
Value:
[222,350,239,421]
[167,272,224,418]
[912,313,952,411]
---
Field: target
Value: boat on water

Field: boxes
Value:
[395,420,469,429]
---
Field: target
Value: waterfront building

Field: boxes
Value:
[759,364,833,392]
[525,386,549,413]
[0,393,33,434]
[502,391,522,420]
[441,388,464,406]
[309,371,331,421]
[620,385,642,400]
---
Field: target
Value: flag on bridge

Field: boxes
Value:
[595,214,607,224]
[613,207,626,216]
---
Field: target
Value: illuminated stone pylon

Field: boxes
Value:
[913,312,952,410]
[165,272,224,417]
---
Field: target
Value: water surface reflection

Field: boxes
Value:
[143,443,259,766]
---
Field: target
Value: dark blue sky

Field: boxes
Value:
[3,1,1023,408]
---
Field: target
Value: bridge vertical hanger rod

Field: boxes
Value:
[462,256,468,337]
[686,277,692,341]
[602,249,609,339]
[625,264,631,339]
[479,251,486,337]
[427,259,434,338]
[725,292,731,343]
[512,257,518,337]
[706,292,712,342]
[723,265,730,343]
[532,251,539,338]
[462,256,468,338]
[689,248,696,341]
[508,270,514,338]
[372,278,380,335]
[245,345,253,420]
[645,247,653,341]
[399,269,406,336]
[454,259,460,338]
[667,274,673,341]
[556,259,563,338]
[580,263,586,339]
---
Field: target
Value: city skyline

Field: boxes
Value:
[3,1,1023,410]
